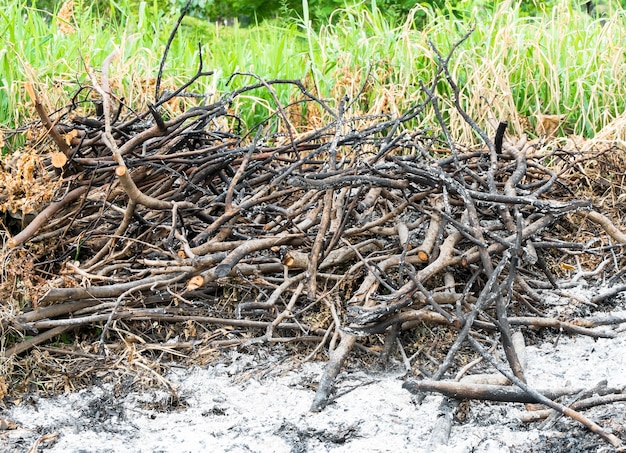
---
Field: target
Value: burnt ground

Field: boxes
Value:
[2,319,625,453]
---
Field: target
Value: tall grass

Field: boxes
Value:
[1,0,626,148]
[302,0,626,142]
[0,0,313,139]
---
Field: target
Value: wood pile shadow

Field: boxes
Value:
[1,30,625,449]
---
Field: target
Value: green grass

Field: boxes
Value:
[1,0,626,148]
[303,0,626,142]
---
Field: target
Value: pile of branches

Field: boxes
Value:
[3,34,626,448]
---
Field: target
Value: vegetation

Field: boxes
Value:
[3,3,626,425]
[1,0,626,149]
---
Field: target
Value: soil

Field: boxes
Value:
[2,308,625,453]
